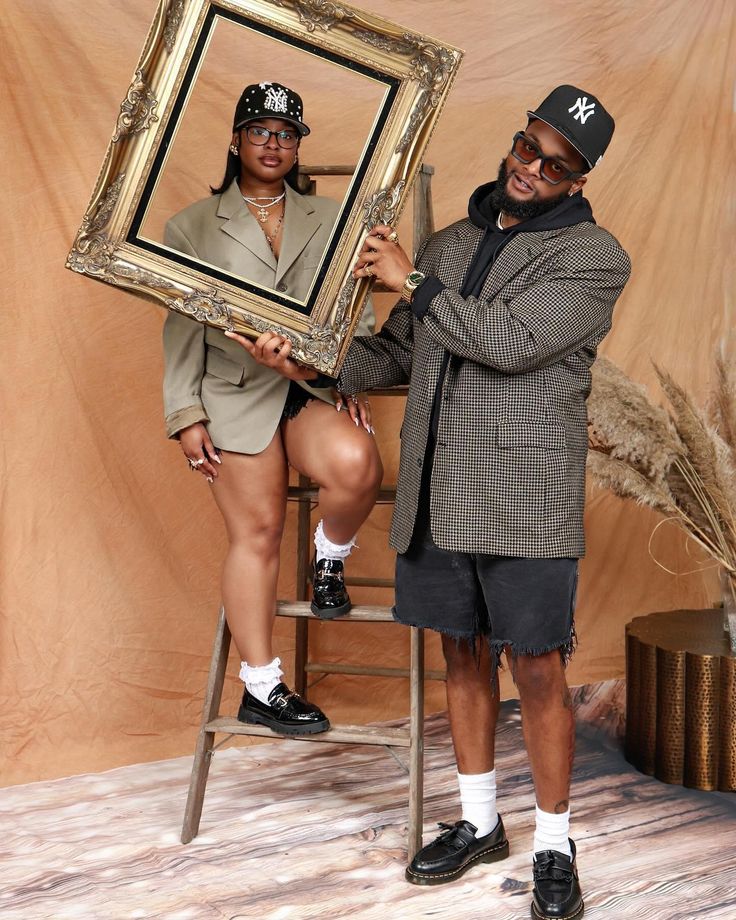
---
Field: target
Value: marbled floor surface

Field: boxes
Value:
[1,681,735,919]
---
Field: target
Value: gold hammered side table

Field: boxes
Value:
[625,609,736,791]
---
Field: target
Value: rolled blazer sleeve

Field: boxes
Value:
[162,220,210,438]
[417,236,631,374]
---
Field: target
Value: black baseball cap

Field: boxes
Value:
[233,81,310,136]
[527,84,615,170]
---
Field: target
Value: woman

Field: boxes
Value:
[163,82,382,735]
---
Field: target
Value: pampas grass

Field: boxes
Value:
[587,354,736,583]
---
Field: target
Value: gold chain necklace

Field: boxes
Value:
[261,204,285,253]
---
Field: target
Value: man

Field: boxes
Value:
[229,85,631,920]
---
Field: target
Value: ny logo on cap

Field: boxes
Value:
[264,85,288,114]
[568,96,596,124]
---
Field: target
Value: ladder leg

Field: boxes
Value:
[181,607,231,843]
[408,626,425,860]
[294,473,311,697]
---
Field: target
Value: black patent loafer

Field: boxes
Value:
[311,557,352,619]
[405,817,509,886]
[237,682,330,736]
[531,839,584,920]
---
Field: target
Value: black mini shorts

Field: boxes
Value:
[281,380,314,420]
[394,511,578,665]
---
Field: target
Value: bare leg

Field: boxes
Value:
[510,650,574,814]
[281,399,383,543]
[209,433,288,665]
[442,636,500,774]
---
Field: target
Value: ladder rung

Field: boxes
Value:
[305,661,446,681]
[277,601,396,622]
[288,486,397,503]
[205,717,410,747]
[344,576,394,588]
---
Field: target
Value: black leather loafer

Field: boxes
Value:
[237,682,330,736]
[405,817,509,886]
[531,839,584,919]
[311,557,352,619]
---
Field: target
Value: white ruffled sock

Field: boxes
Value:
[533,804,572,859]
[314,519,356,562]
[457,769,498,837]
[239,656,283,705]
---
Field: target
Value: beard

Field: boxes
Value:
[489,159,569,221]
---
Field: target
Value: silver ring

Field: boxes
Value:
[188,458,198,470]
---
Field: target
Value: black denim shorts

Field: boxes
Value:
[394,510,578,665]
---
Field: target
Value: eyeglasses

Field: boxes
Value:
[510,132,584,185]
[242,125,299,149]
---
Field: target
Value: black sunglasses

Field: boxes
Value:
[510,132,584,185]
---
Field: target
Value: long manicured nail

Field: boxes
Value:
[336,403,342,412]
[369,425,375,435]
[354,417,359,427]
[207,476,214,483]
[214,455,222,464]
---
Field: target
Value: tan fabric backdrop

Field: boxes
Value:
[2,0,733,786]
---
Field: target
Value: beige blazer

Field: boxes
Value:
[162,180,374,454]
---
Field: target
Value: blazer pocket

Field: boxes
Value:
[204,348,247,387]
[497,420,565,450]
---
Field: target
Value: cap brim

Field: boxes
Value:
[526,111,593,169]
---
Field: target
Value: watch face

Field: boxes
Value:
[408,271,425,285]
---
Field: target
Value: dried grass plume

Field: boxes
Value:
[587,353,736,581]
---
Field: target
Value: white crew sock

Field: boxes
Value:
[457,769,498,838]
[314,519,356,561]
[533,804,572,859]
[239,656,283,705]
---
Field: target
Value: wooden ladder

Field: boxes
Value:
[181,604,426,856]
[180,164,437,860]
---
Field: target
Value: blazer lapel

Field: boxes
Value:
[436,222,485,288]
[480,231,547,300]
[217,180,277,272]
[275,185,323,284]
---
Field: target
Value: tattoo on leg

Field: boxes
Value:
[553,799,569,814]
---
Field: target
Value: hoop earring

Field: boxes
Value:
[229,144,239,155]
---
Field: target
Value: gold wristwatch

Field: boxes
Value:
[401,269,426,303]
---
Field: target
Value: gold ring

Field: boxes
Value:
[387,230,399,244]
[365,265,373,277]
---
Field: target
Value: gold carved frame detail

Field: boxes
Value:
[66,0,462,374]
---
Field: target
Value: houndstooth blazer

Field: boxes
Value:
[337,215,631,557]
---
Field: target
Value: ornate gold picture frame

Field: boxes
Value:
[66,0,462,373]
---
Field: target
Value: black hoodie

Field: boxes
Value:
[413,179,596,315]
